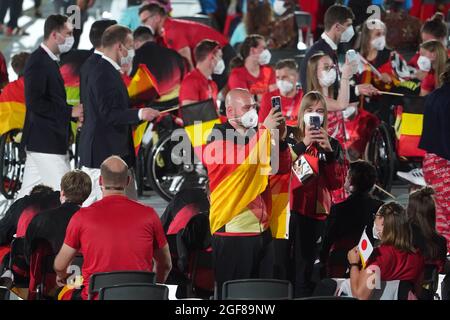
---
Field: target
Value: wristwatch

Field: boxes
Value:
[349,263,360,269]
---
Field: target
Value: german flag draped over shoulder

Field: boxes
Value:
[0,77,25,136]
[181,99,222,162]
[205,126,272,235]
[268,172,291,239]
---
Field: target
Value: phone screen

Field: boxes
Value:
[271,96,282,112]
[310,116,321,130]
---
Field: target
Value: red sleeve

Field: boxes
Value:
[150,210,167,250]
[16,209,38,238]
[64,212,82,250]
[258,92,272,123]
[179,76,199,104]
[421,73,436,92]
[228,68,248,90]
[323,160,345,191]
[269,68,276,87]
[165,27,189,51]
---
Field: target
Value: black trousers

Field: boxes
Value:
[211,44,236,91]
[0,0,23,29]
[212,229,274,299]
[291,213,325,298]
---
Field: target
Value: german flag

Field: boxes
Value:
[132,121,151,156]
[127,64,160,105]
[0,78,26,136]
[181,99,221,162]
[205,127,272,234]
[395,96,426,158]
[269,173,291,239]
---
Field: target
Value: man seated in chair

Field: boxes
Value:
[54,156,172,300]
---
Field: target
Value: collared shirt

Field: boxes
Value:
[94,49,103,56]
[40,43,59,62]
[102,54,121,72]
[321,32,338,51]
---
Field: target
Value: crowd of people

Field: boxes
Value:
[0,0,449,301]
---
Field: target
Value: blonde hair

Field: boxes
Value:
[294,91,328,142]
[360,19,387,58]
[306,52,333,97]
[421,40,447,88]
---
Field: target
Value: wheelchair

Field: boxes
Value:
[364,91,425,193]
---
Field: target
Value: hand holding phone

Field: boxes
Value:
[271,96,282,113]
[310,116,321,130]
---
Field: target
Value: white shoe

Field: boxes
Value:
[397,168,426,187]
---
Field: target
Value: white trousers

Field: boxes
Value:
[81,166,138,207]
[17,151,71,199]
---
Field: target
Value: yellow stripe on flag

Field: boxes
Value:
[157,85,180,102]
[209,129,272,234]
[270,192,290,239]
[0,101,26,135]
[399,113,423,136]
[184,119,222,148]
[128,65,158,100]
[133,121,148,150]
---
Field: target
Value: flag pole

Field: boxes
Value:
[378,91,405,97]
[159,105,180,115]
[375,184,396,199]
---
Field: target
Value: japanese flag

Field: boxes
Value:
[358,227,374,269]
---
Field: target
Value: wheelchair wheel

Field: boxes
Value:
[365,122,396,193]
[0,130,25,199]
[147,132,208,202]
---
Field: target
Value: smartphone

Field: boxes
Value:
[310,116,321,130]
[271,96,282,113]
[346,49,358,63]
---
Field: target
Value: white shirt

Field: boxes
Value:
[321,33,338,51]
[101,55,145,120]
[94,49,104,57]
[40,43,59,62]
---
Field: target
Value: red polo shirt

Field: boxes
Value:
[228,65,276,96]
[162,18,229,54]
[179,68,218,105]
[64,195,167,300]
[421,70,436,93]
[258,88,303,126]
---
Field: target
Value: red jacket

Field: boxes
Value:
[289,138,345,221]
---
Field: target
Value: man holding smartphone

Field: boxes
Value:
[259,59,303,127]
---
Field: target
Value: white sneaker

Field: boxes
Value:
[397,168,426,187]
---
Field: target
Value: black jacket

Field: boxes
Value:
[22,46,73,155]
[79,57,140,168]
[79,49,101,105]
[320,192,383,263]
[24,202,80,258]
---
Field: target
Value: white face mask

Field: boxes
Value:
[319,69,337,88]
[277,80,294,95]
[213,58,225,75]
[258,49,271,65]
[273,0,287,16]
[371,36,386,51]
[303,112,324,127]
[57,35,74,54]
[417,55,432,72]
[231,109,258,129]
[372,223,382,240]
[120,48,135,67]
[340,25,355,43]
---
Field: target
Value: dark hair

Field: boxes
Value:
[133,26,154,42]
[60,170,92,205]
[194,39,220,63]
[11,52,30,77]
[101,25,132,49]
[139,3,167,16]
[100,157,129,190]
[440,58,450,84]
[30,184,54,196]
[421,12,448,40]
[324,5,355,31]
[245,0,272,37]
[407,187,442,261]
[275,58,298,71]
[348,160,377,193]
[89,19,117,48]
[44,14,68,40]
[230,34,264,69]
[378,202,414,252]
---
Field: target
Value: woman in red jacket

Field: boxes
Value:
[287,91,345,297]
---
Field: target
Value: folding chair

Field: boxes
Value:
[88,271,156,300]
[98,283,169,300]
[221,279,293,300]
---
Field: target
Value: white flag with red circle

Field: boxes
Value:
[358,227,374,269]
